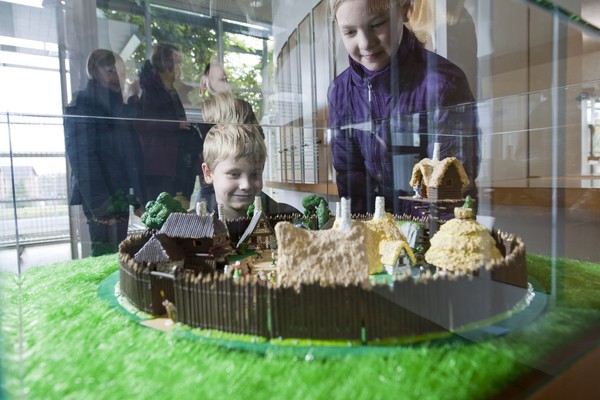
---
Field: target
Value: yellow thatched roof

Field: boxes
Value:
[424,216,502,273]
[409,157,469,190]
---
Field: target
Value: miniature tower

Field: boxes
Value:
[373,196,386,220]
[432,142,441,161]
[338,197,352,232]
[217,203,225,222]
[254,195,263,214]
[196,200,207,216]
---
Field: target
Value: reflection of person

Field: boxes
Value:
[197,60,263,212]
[134,43,201,204]
[64,49,145,256]
[409,0,479,97]
[201,123,298,220]
[328,0,480,214]
[200,60,231,97]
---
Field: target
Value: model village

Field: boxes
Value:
[117,149,527,342]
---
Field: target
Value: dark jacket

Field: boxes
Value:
[64,80,145,218]
[135,61,191,177]
[328,27,480,214]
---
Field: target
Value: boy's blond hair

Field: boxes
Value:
[203,123,267,171]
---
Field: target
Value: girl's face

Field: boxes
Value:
[202,155,264,219]
[207,63,231,94]
[335,0,407,72]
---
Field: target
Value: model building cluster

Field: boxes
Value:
[118,152,528,343]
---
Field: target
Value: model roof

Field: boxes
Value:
[159,212,227,239]
[409,157,469,190]
[134,234,185,263]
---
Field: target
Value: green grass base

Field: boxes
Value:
[2,254,600,399]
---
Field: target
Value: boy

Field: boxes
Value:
[201,123,299,220]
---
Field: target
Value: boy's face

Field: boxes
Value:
[202,156,264,218]
[335,0,407,72]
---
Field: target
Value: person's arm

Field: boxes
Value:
[433,75,481,197]
[64,107,110,217]
[328,87,370,213]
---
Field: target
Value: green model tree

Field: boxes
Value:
[246,203,255,218]
[301,194,330,230]
[141,192,187,230]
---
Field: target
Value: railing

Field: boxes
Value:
[0,112,70,246]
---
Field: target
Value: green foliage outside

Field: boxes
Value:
[100,8,270,118]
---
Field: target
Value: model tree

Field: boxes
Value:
[141,192,187,230]
[301,194,330,230]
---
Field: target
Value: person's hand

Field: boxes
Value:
[179,120,191,130]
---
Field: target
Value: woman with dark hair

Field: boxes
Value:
[64,49,145,256]
[134,43,201,205]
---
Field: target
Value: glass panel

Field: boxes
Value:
[2,1,600,397]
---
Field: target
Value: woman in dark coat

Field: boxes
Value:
[134,43,201,205]
[64,49,145,256]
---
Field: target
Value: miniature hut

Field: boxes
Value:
[425,204,503,273]
[134,233,184,273]
[236,196,276,249]
[363,197,416,273]
[409,144,470,201]
[158,212,233,273]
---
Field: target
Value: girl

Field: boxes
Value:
[328,0,479,214]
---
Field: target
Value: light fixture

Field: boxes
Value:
[249,1,263,7]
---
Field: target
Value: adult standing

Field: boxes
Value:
[64,49,145,256]
[328,0,480,215]
[135,43,200,205]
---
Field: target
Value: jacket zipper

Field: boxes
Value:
[366,77,385,191]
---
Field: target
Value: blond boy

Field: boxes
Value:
[201,123,298,220]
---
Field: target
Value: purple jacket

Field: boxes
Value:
[328,27,480,214]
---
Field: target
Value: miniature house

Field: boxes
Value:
[236,197,276,249]
[409,157,469,201]
[134,233,184,273]
[158,212,234,273]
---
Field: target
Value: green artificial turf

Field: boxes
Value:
[1,254,600,400]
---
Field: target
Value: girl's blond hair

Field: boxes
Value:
[330,0,415,19]
[202,92,257,125]
[202,123,267,171]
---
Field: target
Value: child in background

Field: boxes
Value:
[197,60,264,212]
[328,0,480,215]
[201,123,298,220]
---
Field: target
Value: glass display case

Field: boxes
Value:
[1,0,600,398]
